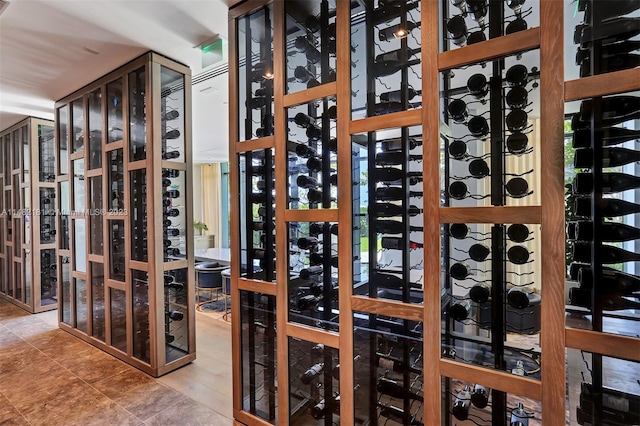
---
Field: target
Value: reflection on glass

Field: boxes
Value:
[129,68,146,160]
[88,88,102,169]
[24,249,31,306]
[23,126,29,183]
[110,287,127,352]
[161,66,185,162]
[73,219,86,274]
[108,150,124,211]
[41,249,57,306]
[107,78,123,143]
[14,260,22,302]
[12,130,20,170]
[73,158,85,212]
[72,98,84,153]
[61,256,71,325]
[40,188,56,244]
[240,291,277,422]
[132,270,150,363]
[75,278,87,333]
[39,124,55,182]
[110,220,125,282]
[131,169,147,262]
[59,181,70,250]
[89,177,103,255]
[57,105,69,174]
[164,268,188,362]
[91,263,105,342]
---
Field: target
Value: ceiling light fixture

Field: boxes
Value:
[393,28,408,39]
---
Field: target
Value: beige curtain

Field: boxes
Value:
[202,163,223,247]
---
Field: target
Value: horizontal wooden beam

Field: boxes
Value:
[439,28,540,70]
[283,208,339,223]
[235,136,275,152]
[283,82,337,108]
[440,206,542,224]
[351,296,424,323]
[440,359,542,400]
[566,327,640,362]
[565,68,640,101]
[286,323,340,349]
[238,278,277,296]
[233,410,273,426]
[350,109,422,135]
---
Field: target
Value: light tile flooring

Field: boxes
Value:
[0,299,233,425]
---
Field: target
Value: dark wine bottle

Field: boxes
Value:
[372,167,423,184]
[507,288,540,310]
[469,243,490,261]
[447,15,468,46]
[506,177,531,198]
[448,140,468,160]
[452,385,472,421]
[507,245,531,264]
[466,0,488,24]
[164,189,180,198]
[331,355,361,380]
[572,172,640,195]
[380,88,422,103]
[297,294,323,310]
[576,17,640,47]
[380,137,422,152]
[162,110,180,121]
[165,228,180,237]
[469,159,490,178]
[374,187,423,201]
[311,394,340,420]
[508,224,531,243]
[506,86,529,109]
[506,64,530,87]
[294,112,315,128]
[448,99,469,123]
[297,237,319,250]
[580,53,640,78]
[375,46,421,64]
[371,271,422,290]
[467,73,489,99]
[449,299,472,321]
[300,362,324,385]
[162,169,180,179]
[381,237,423,250]
[507,133,529,155]
[371,1,420,25]
[579,96,640,122]
[580,381,640,416]
[573,241,640,264]
[377,377,424,402]
[570,220,640,242]
[569,287,640,311]
[372,203,423,217]
[581,0,640,22]
[165,310,184,321]
[287,140,316,159]
[297,175,320,189]
[372,59,421,78]
[471,384,490,409]
[309,253,339,267]
[377,353,422,374]
[572,109,640,130]
[163,129,180,140]
[299,265,323,280]
[506,109,529,132]
[378,21,420,41]
[574,196,640,217]
[572,127,640,149]
[576,39,640,64]
[165,208,180,217]
[468,115,490,137]
[294,36,321,64]
[375,151,422,165]
[578,267,640,295]
[450,262,471,280]
[307,188,335,204]
[306,157,323,172]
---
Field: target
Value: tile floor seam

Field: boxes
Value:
[157,381,233,421]
[0,386,34,425]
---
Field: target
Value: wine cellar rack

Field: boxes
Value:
[54,52,196,377]
[229,0,638,425]
[564,2,640,425]
[0,117,57,313]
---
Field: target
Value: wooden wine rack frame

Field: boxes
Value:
[54,52,196,377]
[0,117,57,314]
[228,1,638,425]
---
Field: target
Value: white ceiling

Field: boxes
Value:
[0,0,230,163]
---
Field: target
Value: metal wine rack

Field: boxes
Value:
[0,117,57,313]
[228,0,638,424]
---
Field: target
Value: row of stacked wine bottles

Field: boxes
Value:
[565,2,640,425]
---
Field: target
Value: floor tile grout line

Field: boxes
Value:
[0,387,35,426]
